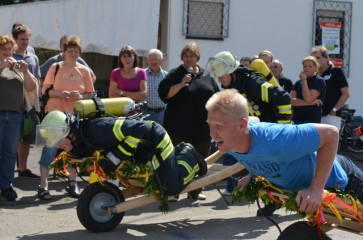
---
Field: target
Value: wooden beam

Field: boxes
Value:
[115,163,244,213]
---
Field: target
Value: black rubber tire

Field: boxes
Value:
[345,136,363,162]
[344,121,363,162]
[77,182,125,232]
[277,221,332,240]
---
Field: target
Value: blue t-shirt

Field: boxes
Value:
[229,122,347,192]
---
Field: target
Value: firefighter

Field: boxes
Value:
[37,110,207,197]
[205,51,292,216]
[206,51,292,124]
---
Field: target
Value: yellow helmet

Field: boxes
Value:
[205,51,240,78]
[36,111,70,147]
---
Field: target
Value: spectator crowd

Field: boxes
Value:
[0,22,350,211]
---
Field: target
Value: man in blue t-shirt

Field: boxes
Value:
[206,89,363,214]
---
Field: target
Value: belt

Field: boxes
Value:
[146,107,165,113]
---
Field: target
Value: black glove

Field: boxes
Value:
[99,158,117,173]
[133,139,155,164]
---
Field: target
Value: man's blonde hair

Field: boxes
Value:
[206,89,249,120]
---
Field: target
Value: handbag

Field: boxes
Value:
[22,84,33,136]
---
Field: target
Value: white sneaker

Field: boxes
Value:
[222,189,231,196]
[168,196,179,202]
[197,193,206,200]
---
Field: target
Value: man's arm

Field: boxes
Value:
[295,124,339,213]
[330,87,350,116]
[266,83,292,123]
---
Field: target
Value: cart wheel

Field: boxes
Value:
[77,182,125,232]
[277,221,332,240]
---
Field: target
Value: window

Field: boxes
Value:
[313,0,352,76]
[182,0,230,40]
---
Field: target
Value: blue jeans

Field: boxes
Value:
[222,153,240,192]
[144,109,165,126]
[0,111,22,189]
[336,154,363,202]
[39,146,57,167]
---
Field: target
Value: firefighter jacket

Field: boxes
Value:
[70,117,201,195]
[72,117,172,165]
[232,67,292,123]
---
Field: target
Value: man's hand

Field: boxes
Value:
[295,186,324,213]
[237,173,253,192]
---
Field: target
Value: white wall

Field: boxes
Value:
[165,0,363,116]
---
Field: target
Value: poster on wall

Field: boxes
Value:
[320,21,341,55]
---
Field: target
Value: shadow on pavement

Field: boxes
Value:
[15,214,298,240]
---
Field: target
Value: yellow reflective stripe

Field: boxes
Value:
[124,136,140,148]
[151,158,160,169]
[277,104,292,114]
[113,119,125,141]
[156,133,170,149]
[178,160,198,185]
[243,93,261,117]
[156,134,173,160]
[117,145,132,156]
[247,105,261,117]
[161,144,173,160]
[261,82,271,102]
[278,120,291,124]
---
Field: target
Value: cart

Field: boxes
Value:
[74,150,363,239]
[75,150,242,232]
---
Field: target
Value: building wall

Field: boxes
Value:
[164,0,363,115]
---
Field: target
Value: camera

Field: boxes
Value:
[12,62,19,68]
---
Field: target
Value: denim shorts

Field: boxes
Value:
[38,146,57,167]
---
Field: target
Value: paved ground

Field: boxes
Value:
[0,146,362,240]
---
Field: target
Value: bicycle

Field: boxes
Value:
[338,105,363,161]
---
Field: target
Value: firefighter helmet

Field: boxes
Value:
[36,110,70,147]
[205,51,240,78]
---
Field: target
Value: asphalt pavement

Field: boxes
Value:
[0,145,361,240]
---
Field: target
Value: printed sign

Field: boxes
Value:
[330,58,343,67]
[320,21,341,55]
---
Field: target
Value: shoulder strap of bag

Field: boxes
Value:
[12,68,32,113]
[42,62,60,110]
[54,62,60,77]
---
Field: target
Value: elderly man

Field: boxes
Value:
[144,49,168,125]
[206,89,363,214]
[271,59,293,93]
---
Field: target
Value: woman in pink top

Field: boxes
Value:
[38,36,94,200]
[108,45,147,102]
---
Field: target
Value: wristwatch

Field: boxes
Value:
[332,107,337,112]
